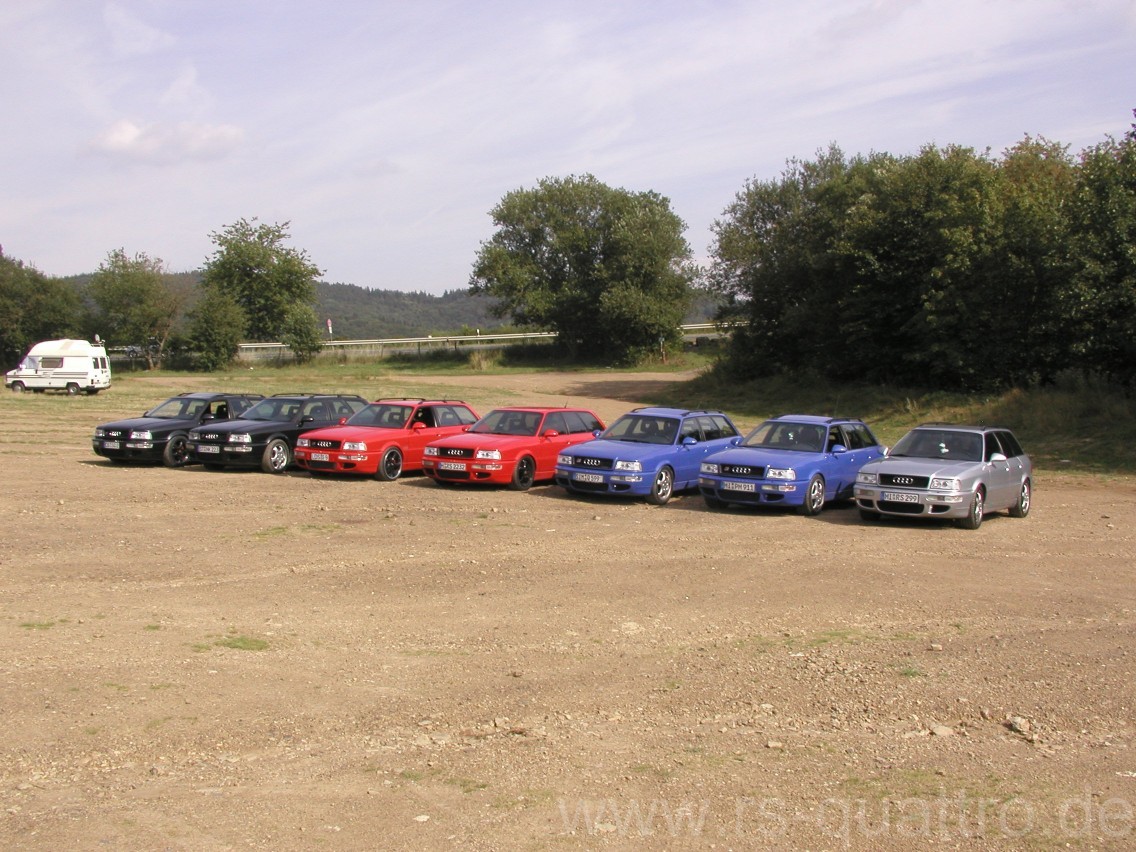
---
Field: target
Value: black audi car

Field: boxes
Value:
[93,392,264,468]
[187,393,367,473]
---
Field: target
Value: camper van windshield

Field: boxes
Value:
[20,356,39,370]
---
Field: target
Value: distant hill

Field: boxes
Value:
[58,272,721,339]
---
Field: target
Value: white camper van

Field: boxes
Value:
[5,338,112,395]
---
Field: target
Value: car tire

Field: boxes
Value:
[261,438,292,474]
[859,508,881,522]
[1009,478,1031,518]
[646,466,674,506]
[163,434,190,468]
[509,455,536,491]
[376,447,403,481]
[66,383,80,396]
[10,381,25,393]
[958,488,985,530]
[799,474,826,516]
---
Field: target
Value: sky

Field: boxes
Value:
[2,1,1134,295]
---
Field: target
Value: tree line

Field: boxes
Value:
[708,121,1136,390]
[3,113,1133,383]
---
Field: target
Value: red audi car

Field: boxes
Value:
[422,406,604,491]
[294,399,479,480]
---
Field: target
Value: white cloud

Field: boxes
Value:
[88,119,244,163]
[103,1,175,57]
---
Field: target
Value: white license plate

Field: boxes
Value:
[439,461,466,471]
[573,472,604,484]
[102,441,120,450]
[311,452,329,462]
[882,491,919,503]
[197,444,220,454]
[721,480,756,492]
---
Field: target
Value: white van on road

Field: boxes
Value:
[5,338,112,395]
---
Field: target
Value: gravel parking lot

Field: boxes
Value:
[2,371,1135,850]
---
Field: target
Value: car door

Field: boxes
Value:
[983,432,1016,510]
[536,412,578,476]
[827,424,872,498]
[403,405,448,465]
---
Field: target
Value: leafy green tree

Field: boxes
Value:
[88,249,187,368]
[279,303,324,364]
[469,175,695,363]
[186,289,246,371]
[201,218,323,357]
[1067,121,1136,386]
[0,253,82,365]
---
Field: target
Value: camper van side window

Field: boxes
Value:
[41,357,64,369]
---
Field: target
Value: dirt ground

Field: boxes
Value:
[2,370,1135,850]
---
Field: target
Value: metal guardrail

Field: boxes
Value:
[235,324,727,362]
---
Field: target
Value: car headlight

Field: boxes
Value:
[857,471,877,484]
[475,449,501,460]
[930,477,960,490]
[614,460,642,472]
[424,446,438,456]
[129,430,152,440]
[343,441,367,451]
[701,462,720,475]
[557,454,573,466]
[296,437,310,447]
[766,467,796,480]
[229,433,252,444]
[94,428,106,438]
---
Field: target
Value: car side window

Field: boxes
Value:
[984,433,1003,461]
[712,415,738,439]
[561,411,586,433]
[543,412,569,434]
[998,430,1025,458]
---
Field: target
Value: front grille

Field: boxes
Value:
[309,439,340,450]
[880,473,930,489]
[104,429,126,439]
[436,468,471,480]
[440,447,474,459]
[573,457,614,470]
[722,463,764,478]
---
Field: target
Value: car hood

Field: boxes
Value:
[704,445,823,466]
[97,416,192,432]
[561,438,679,462]
[299,424,400,442]
[431,432,539,450]
[859,456,981,478]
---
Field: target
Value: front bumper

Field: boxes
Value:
[92,438,164,463]
[188,442,262,468]
[294,448,379,475]
[554,467,651,497]
[853,485,970,519]
[422,457,514,485]
[698,475,804,506]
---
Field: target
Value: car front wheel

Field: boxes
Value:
[646,466,675,505]
[66,383,80,395]
[261,438,292,474]
[799,474,826,516]
[376,447,403,481]
[1009,479,1031,518]
[509,456,536,491]
[163,434,190,468]
[10,381,25,393]
[958,488,985,530]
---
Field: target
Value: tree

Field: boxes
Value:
[186,289,246,372]
[0,252,82,365]
[279,303,324,364]
[201,218,323,358]
[469,175,695,363]
[88,249,187,368]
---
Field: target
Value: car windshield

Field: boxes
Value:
[470,409,541,436]
[890,429,983,462]
[347,404,413,428]
[242,398,303,421]
[601,414,679,445]
[148,398,207,419]
[741,421,826,452]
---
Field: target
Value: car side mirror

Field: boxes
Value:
[831,444,847,454]
[593,429,603,437]
[542,429,560,438]
[989,452,1007,463]
[339,417,348,425]
[201,412,216,421]
[682,436,697,447]
[412,422,426,431]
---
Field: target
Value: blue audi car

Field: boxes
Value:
[699,414,884,516]
[554,407,741,505]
